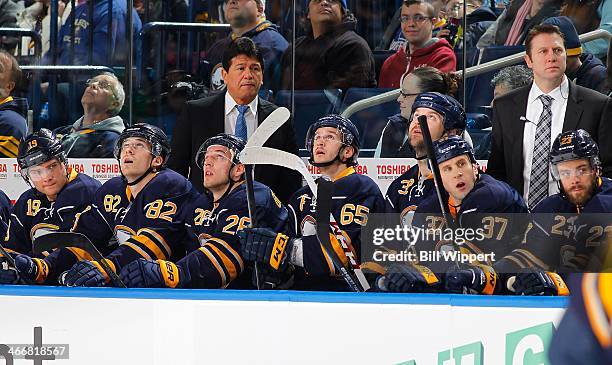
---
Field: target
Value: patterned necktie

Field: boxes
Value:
[235,105,249,140]
[528,94,554,208]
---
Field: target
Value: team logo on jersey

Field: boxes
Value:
[400,205,417,227]
[210,63,226,91]
[301,215,317,236]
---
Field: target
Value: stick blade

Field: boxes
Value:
[33,232,96,258]
[245,107,290,148]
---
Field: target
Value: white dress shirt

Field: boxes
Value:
[522,76,569,201]
[224,93,258,139]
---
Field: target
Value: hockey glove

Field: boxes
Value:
[62,260,115,287]
[0,255,48,284]
[0,256,19,284]
[119,259,183,288]
[377,263,440,292]
[512,268,570,296]
[445,263,498,295]
[238,228,293,271]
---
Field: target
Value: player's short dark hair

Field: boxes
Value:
[402,0,435,18]
[0,50,22,88]
[525,24,565,57]
[222,37,265,72]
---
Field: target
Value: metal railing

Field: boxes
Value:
[0,28,42,63]
[137,22,231,84]
[342,29,611,119]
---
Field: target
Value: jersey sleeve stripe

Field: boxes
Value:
[0,137,19,157]
[66,247,94,261]
[197,246,227,286]
[30,223,60,241]
[504,255,528,269]
[204,242,239,282]
[0,247,19,257]
[130,235,167,260]
[121,241,153,261]
[208,237,244,272]
[329,233,349,267]
[582,273,612,347]
[513,249,549,270]
[138,228,172,258]
[318,244,336,275]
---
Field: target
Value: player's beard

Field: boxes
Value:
[409,137,427,158]
[565,178,597,207]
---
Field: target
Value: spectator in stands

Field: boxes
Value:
[170,37,301,203]
[16,0,71,56]
[491,65,533,105]
[467,65,534,159]
[206,0,288,93]
[562,0,612,62]
[54,73,125,158]
[0,0,20,51]
[374,66,460,157]
[44,0,142,66]
[379,0,456,89]
[477,0,562,49]
[488,24,612,208]
[543,16,609,95]
[279,0,376,90]
[438,0,497,50]
[0,50,27,158]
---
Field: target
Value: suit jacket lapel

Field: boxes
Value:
[211,92,227,134]
[513,88,529,178]
[562,82,582,132]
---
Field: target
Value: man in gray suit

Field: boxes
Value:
[487,24,612,208]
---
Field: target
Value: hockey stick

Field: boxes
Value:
[418,115,453,228]
[243,107,290,289]
[241,147,318,196]
[316,178,364,292]
[418,116,464,276]
[33,232,126,288]
[241,146,370,291]
[0,242,36,285]
[245,107,291,148]
[244,164,264,289]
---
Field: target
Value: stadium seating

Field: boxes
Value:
[274,89,343,152]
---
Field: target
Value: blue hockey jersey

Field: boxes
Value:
[413,173,528,273]
[4,170,101,257]
[176,181,288,288]
[495,177,612,272]
[288,167,385,291]
[385,164,435,227]
[52,169,200,276]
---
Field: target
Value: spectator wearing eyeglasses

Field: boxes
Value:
[375,66,461,158]
[378,0,457,89]
[54,72,126,158]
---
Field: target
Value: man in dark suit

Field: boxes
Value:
[488,24,612,208]
[169,37,301,202]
